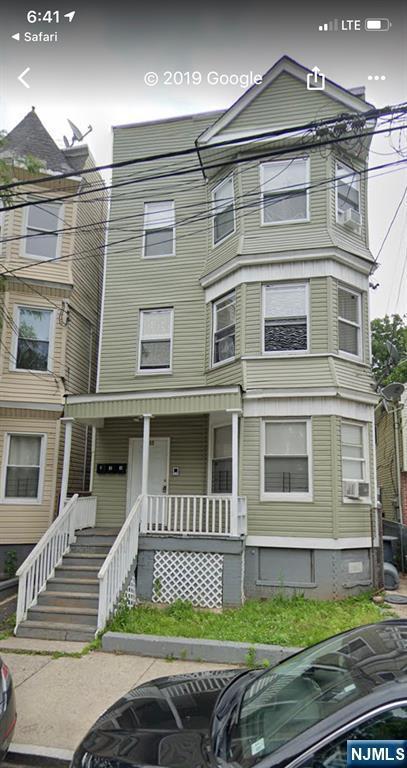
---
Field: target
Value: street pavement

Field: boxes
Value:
[1,636,235,753]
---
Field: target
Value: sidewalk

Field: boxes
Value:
[0,636,235,752]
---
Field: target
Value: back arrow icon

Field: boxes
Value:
[18,67,30,88]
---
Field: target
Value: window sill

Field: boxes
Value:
[212,228,236,249]
[142,253,176,260]
[0,498,42,505]
[10,367,52,375]
[22,253,57,262]
[209,356,237,371]
[261,350,309,357]
[260,217,310,227]
[260,493,313,503]
[342,497,371,505]
[135,369,173,376]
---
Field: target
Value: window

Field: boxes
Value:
[341,422,367,482]
[143,201,175,257]
[14,306,52,371]
[25,200,61,259]
[338,286,361,356]
[263,420,311,498]
[212,175,235,244]
[336,161,360,220]
[261,157,309,224]
[3,434,44,501]
[263,283,308,353]
[139,308,173,372]
[211,425,232,493]
[213,292,235,365]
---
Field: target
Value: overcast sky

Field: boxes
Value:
[1,0,406,319]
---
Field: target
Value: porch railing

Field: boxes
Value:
[15,494,97,630]
[142,494,247,536]
[97,494,143,632]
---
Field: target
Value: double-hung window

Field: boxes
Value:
[263,420,311,499]
[211,425,232,493]
[25,200,61,259]
[212,175,235,244]
[139,308,173,372]
[341,422,369,499]
[3,434,44,501]
[14,306,53,372]
[261,157,309,224]
[336,161,360,221]
[143,201,175,257]
[213,292,235,365]
[263,283,308,353]
[338,286,361,357]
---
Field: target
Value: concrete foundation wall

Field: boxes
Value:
[0,543,34,578]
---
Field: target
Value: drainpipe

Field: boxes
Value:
[228,409,241,536]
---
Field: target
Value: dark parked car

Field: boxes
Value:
[71,620,407,768]
[0,656,16,763]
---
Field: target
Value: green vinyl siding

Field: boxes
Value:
[244,357,333,390]
[93,415,209,526]
[310,278,329,353]
[376,408,403,522]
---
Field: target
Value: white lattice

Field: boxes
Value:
[124,575,137,607]
[152,551,223,608]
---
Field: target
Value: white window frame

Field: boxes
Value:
[260,418,313,502]
[0,432,47,505]
[341,420,370,504]
[335,160,361,223]
[142,201,175,258]
[212,291,236,368]
[260,157,310,226]
[11,305,55,374]
[212,174,236,247]
[262,282,309,356]
[23,199,63,261]
[207,422,233,496]
[338,285,362,360]
[137,307,174,375]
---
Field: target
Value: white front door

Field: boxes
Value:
[127,437,169,514]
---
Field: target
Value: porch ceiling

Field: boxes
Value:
[64,386,242,421]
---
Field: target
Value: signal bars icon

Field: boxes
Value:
[318,19,340,31]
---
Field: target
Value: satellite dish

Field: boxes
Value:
[381,382,405,402]
[385,340,400,364]
[63,135,70,148]
[67,119,84,141]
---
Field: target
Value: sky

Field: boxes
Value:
[0,0,406,319]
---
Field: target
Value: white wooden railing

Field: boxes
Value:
[97,494,143,632]
[15,494,97,631]
[142,494,247,536]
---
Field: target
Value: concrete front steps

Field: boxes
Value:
[16,528,119,642]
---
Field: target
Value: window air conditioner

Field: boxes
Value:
[343,208,361,230]
[343,480,360,499]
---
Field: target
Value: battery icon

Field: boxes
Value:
[365,18,391,31]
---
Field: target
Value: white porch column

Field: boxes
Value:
[141,414,152,530]
[59,417,74,514]
[229,409,241,536]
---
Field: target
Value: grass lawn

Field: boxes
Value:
[108,594,391,648]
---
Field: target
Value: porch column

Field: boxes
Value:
[59,417,74,514]
[141,414,152,530]
[229,409,241,536]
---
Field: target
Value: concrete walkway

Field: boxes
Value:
[0,637,235,752]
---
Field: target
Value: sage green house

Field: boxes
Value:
[35,55,379,630]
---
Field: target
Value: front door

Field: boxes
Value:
[127,437,169,516]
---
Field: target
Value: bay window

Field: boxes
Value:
[212,175,235,244]
[262,420,311,499]
[25,200,61,259]
[143,201,175,257]
[261,157,309,224]
[14,306,53,372]
[338,286,361,357]
[213,292,235,365]
[263,283,308,353]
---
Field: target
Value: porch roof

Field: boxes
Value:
[64,386,242,421]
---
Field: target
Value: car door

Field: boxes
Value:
[287,702,407,768]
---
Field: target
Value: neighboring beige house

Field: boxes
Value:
[376,390,407,526]
[0,109,105,574]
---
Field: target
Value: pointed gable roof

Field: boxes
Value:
[198,55,374,146]
[3,108,76,174]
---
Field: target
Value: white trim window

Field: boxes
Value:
[25,200,61,260]
[212,175,235,245]
[211,424,232,493]
[341,421,369,493]
[261,157,309,224]
[338,286,361,357]
[2,433,45,502]
[335,161,360,221]
[13,306,53,372]
[262,420,312,500]
[143,201,175,257]
[263,283,308,353]
[212,291,235,365]
[138,308,173,372]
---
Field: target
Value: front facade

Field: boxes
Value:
[66,57,379,604]
[0,110,105,573]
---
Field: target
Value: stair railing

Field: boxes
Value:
[15,493,97,631]
[97,494,143,632]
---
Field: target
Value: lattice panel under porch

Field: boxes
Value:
[152,550,223,608]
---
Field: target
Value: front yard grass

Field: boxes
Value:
[108,593,390,648]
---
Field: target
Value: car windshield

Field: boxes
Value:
[228,623,407,767]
